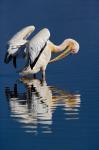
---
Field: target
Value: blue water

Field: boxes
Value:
[0,0,99,150]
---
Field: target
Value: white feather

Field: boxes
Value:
[20,43,51,75]
[8,25,35,55]
[8,25,35,46]
[29,28,50,65]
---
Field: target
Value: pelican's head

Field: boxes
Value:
[64,39,80,54]
[49,38,80,63]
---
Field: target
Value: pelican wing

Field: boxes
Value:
[29,28,50,69]
[4,25,35,67]
[8,25,35,47]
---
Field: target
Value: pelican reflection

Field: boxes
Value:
[5,78,81,134]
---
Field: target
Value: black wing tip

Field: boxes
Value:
[30,63,34,69]
[4,52,8,63]
[13,57,17,68]
[4,52,12,64]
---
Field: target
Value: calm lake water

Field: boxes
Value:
[0,0,99,150]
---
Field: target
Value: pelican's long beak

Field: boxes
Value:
[49,46,72,63]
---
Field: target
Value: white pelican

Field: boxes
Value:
[4,25,80,79]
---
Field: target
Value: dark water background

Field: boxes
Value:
[0,0,99,150]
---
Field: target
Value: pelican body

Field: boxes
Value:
[20,40,52,77]
[4,25,80,79]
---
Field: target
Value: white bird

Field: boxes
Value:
[4,25,80,80]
